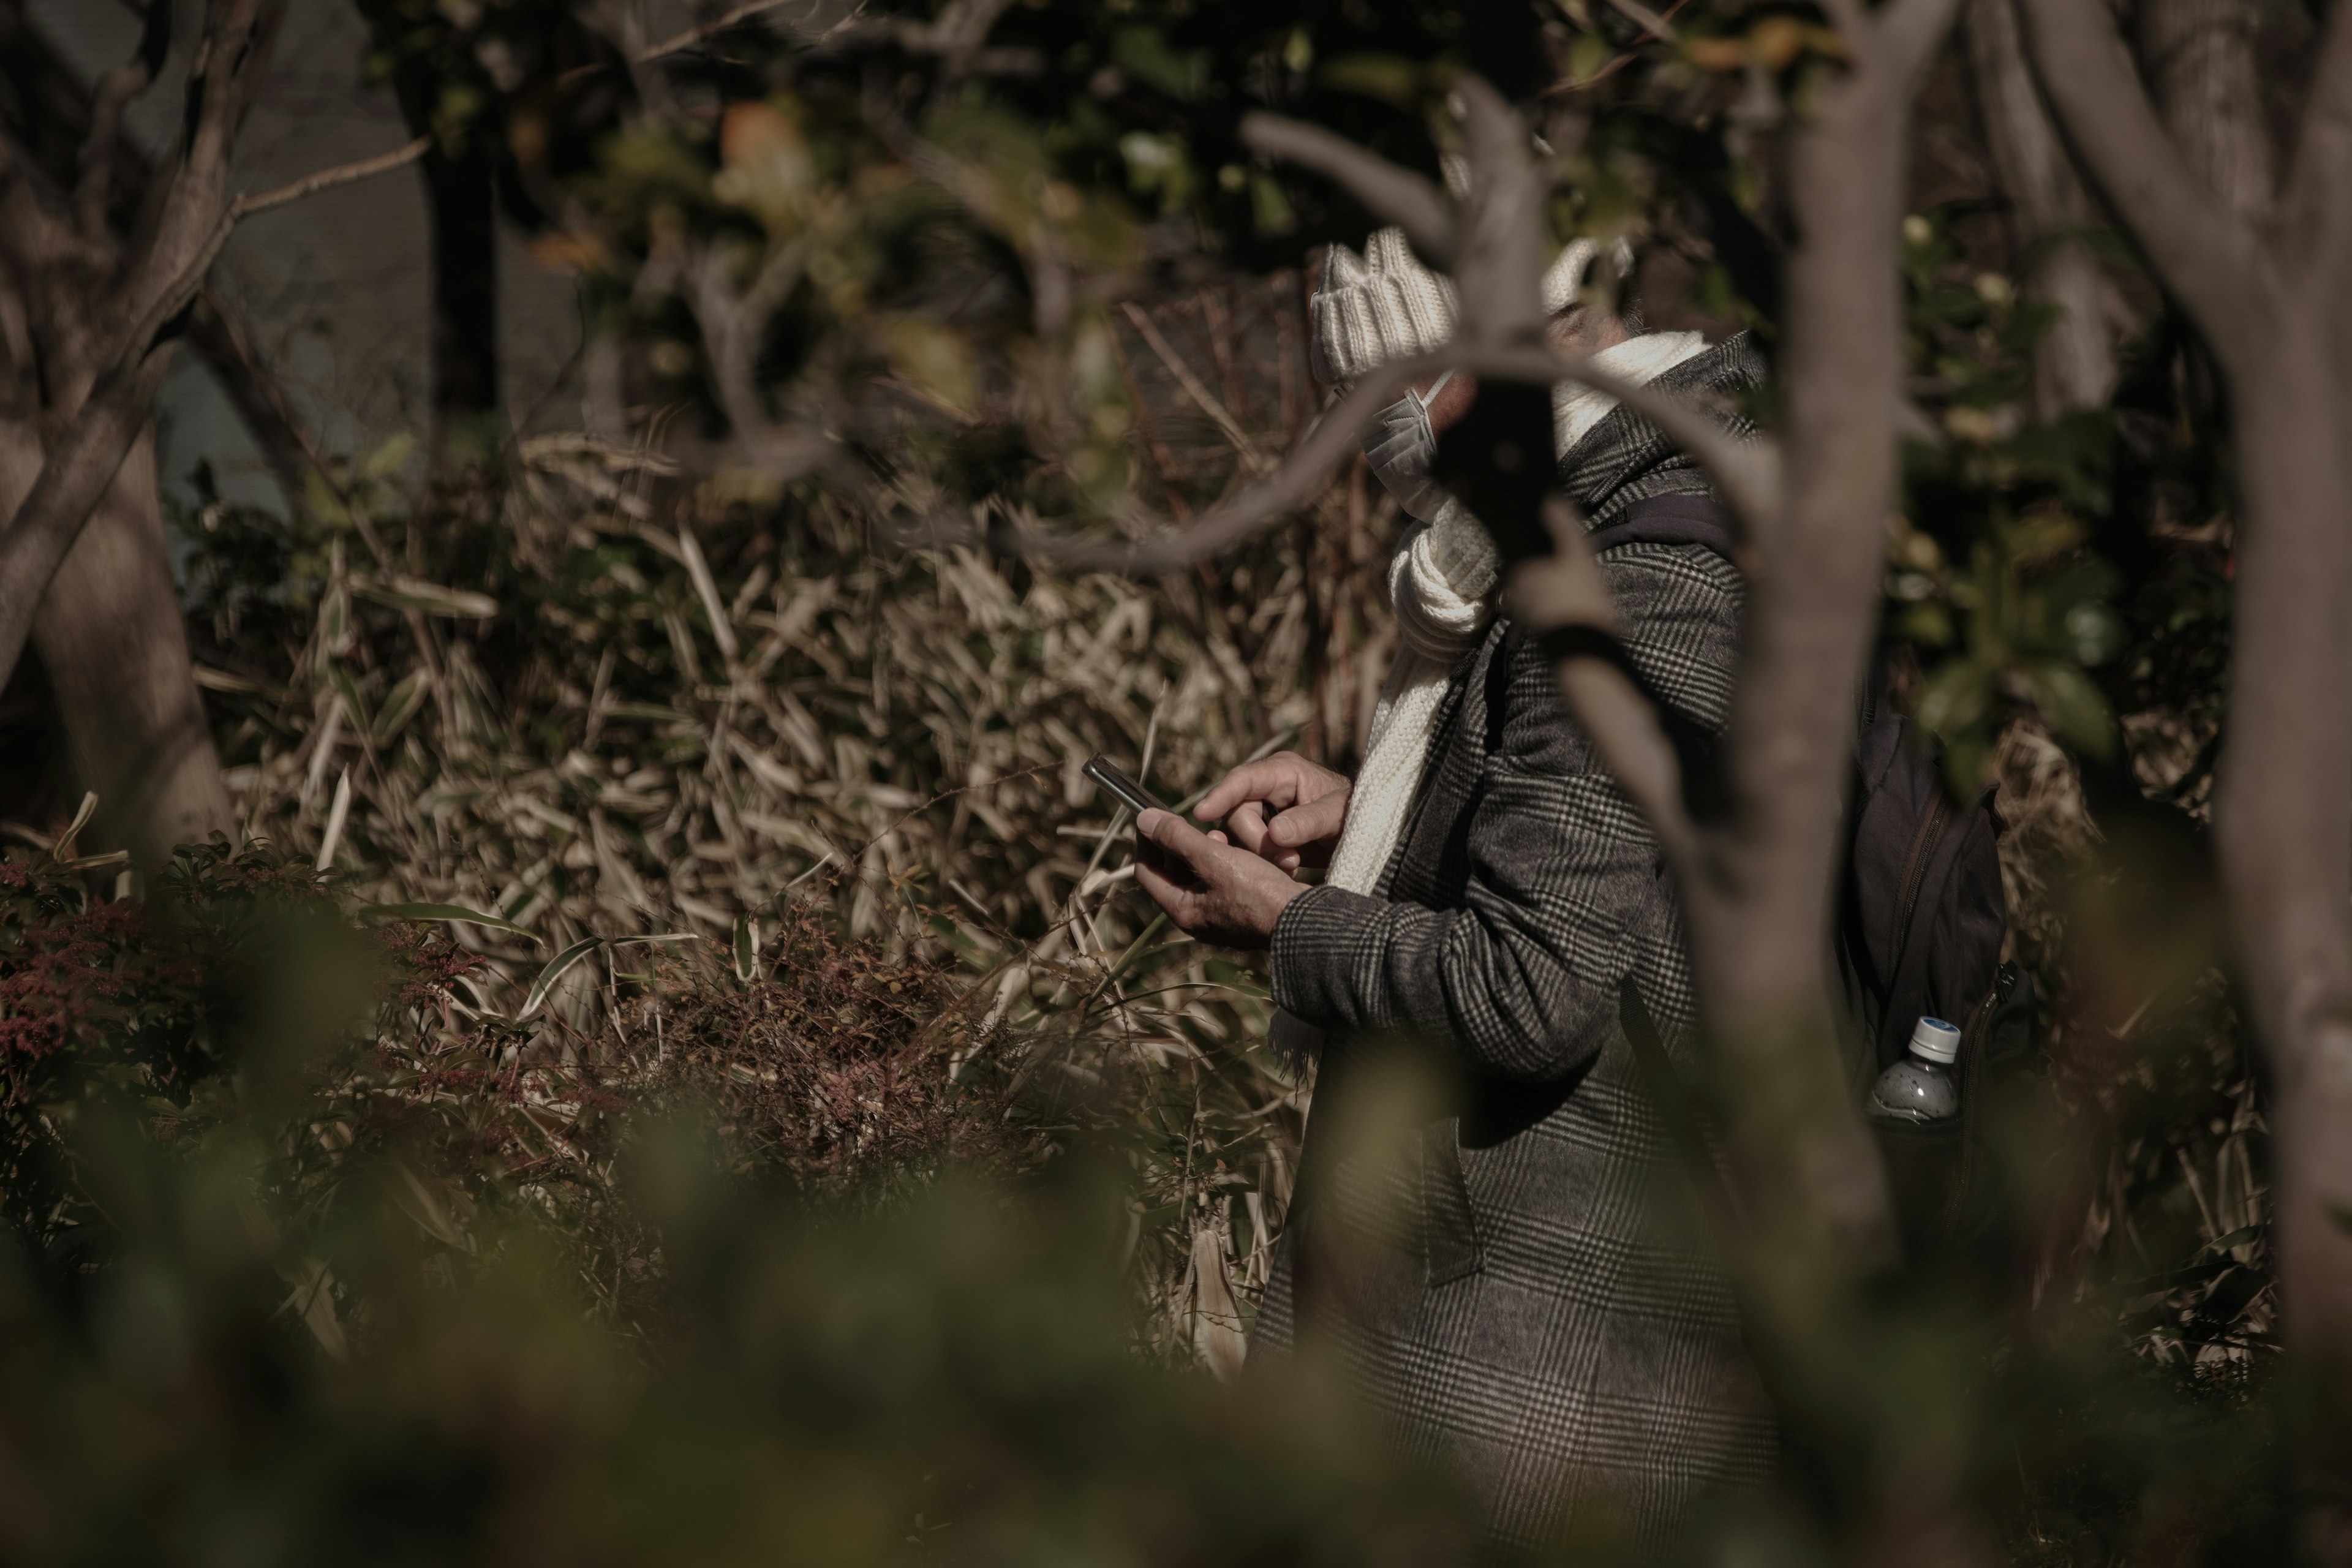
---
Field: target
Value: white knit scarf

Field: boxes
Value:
[1266,331,1709,1063]
[1321,330,1709,899]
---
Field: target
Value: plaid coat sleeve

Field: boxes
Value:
[1268,543,1741,1081]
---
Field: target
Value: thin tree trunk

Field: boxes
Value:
[1696,37,1915,1270]
[421,136,503,456]
[373,10,505,466]
[2221,363,2352,1568]
[2139,0,2277,209]
[1967,0,2128,412]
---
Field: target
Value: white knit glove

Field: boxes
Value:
[1309,227,1460,386]
[1309,229,1630,387]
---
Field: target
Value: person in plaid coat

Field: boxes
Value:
[1131,233,1775,1558]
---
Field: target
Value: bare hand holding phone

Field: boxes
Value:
[1194,752,1351,873]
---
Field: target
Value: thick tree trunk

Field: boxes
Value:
[29,437,233,859]
[2139,0,2277,209]
[0,414,232,861]
[1967,0,2128,412]
[0,0,303,861]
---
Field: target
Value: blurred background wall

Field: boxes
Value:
[28,0,592,519]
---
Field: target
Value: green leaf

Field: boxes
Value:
[2061,600,2125,666]
[1317,52,1424,109]
[357,432,418,483]
[1249,172,1295,237]
[358,902,541,941]
[2023,660,2115,758]
[1912,656,1993,742]
[302,468,349,527]
[1112,26,1208,100]
[1896,600,1954,647]
[520,937,603,1019]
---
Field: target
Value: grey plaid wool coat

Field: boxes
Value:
[1254,337,1775,1558]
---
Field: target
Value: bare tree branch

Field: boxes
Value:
[232,135,429,222]
[0,121,440,694]
[1450,75,1548,345]
[637,0,815,61]
[2280,0,2352,263]
[1237,114,1460,272]
[2026,0,2352,1540]
[633,0,1043,78]
[2022,0,2275,358]
[1967,0,2130,412]
[75,0,172,239]
[186,286,314,503]
[1877,0,1973,86]
[1235,91,1777,530]
[1599,0,1678,43]
[676,236,832,477]
[0,338,176,698]
[1008,340,1773,575]
[1003,355,1433,572]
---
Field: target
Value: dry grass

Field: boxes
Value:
[175,271,1392,1365]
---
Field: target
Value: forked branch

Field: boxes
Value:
[2021,0,2271,352]
[1009,341,1771,575]
[0,130,437,695]
[75,0,173,238]
[1237,115,1460,272]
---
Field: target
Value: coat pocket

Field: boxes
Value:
[1420,1118,1483,1286]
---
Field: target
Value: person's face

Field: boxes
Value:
[1410,306,1630,440]
[1544,303,1630,361]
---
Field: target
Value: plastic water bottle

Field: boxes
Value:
[1868,1016,1962,1126]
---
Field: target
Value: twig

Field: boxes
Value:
[232,137,430,222]
[1238,115,1458,270]
[1119,303,1264,467]
[1541,0,1694,94]
[1600,0,1677,43]
[636,0,816,61]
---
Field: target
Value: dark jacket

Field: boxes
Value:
[1256,336,1773,1558]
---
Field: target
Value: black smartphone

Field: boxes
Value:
[1082,754,1166,815]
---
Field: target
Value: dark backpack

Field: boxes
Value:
[1590,494,2035,1250]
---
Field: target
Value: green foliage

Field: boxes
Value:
[0,1118,1466,1566]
